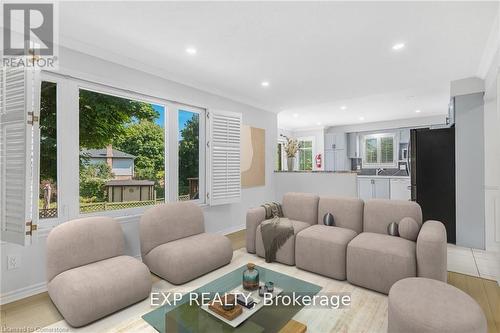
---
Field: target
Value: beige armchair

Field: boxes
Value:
[46,217,151,327]
[140,201,233,284]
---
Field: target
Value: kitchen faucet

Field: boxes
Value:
[376,168,385,175]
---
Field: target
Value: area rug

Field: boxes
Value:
[38,249,388,333]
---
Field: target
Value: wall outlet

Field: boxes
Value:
[7,255,21,270]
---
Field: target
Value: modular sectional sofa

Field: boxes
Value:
[246,192,447,294]
[140,201,233,284]
[46,217,152,327]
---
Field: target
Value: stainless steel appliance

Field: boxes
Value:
[410,127,456,243]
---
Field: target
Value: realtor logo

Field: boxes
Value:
[2,2,58,68]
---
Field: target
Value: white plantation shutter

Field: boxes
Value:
[0,66,39,245]
[208,110,242,205]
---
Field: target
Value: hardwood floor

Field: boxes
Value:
[448,271,500,333]
[1,229,498,332]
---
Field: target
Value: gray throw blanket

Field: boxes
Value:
[261,202,284,219]
[260,202,293,263]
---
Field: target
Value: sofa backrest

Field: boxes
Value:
[318,196,364,233]
[140,201,205,257]
[363,199,422,235]
[282,192,319,225]
[46,216,125,281]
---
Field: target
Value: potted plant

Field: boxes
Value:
[283,136,300,171]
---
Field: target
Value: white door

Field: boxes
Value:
[374,179,391,199]
[324,149,334,171]
[358,178,373,200]
[390,178,411,200]
[324,134,335,150]
[334,149,347,171]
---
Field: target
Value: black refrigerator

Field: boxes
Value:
[410,127,456,244]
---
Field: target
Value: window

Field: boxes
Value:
[178,108,204,201]
[362,133,397,168]
[39,81,58,219]
[298,138,313,171]
[79,89,166,213]
[30,74,215,230]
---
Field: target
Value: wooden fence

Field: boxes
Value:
[41,197,191,216]
[80,198,165,214]
[39,208,58,219]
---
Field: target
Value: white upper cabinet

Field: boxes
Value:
[325,133,346,150]
[347,133,359,158]
[399,128,410,144]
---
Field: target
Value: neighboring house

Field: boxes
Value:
[104,179,155,202]
[81,145,135,180]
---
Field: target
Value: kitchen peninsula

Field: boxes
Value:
[274,171,411,201]
[274,171,358,199]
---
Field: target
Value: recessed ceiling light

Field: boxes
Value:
[261,81,270,87]
[185,47,197,55]
[340,105,347,110]
[392,43,405,51]
[316,122,322,126]
[293,113,299,118]
[359,116,365,121]
[415,109,421,113]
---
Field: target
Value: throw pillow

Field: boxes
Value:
[323,213,335,226]
[387,222,399,236]
[398,217,420,241]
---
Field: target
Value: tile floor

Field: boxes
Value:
[447,244,500,284]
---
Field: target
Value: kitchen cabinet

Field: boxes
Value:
[357,177,391,200]
[324,150,334,171]
[334,149,347,171]
[347,133,359,158]
[325,133,346,150]
[390,178,411,200]
[399,128,410,144]
[358,178,373,200]
[324,149,348,171]
[374,179,390,199]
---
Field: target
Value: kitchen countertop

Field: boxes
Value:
[274,170,409,178]
[274,170,357,174]
[357,175,410,179]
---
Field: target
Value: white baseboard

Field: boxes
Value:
[217,224,245,236]
[0,281,47,305]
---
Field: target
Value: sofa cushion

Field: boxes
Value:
[46,217,125,281]
[398,217,420,241]
[140,202,205,257]
[363,199,422,235]
[282,192,319,225]
[296,225,358,280]
[318,197,364,233]
[143,233,233,285]
[347,232,416,294]
[48,256,151,327]
[255,219,310,265]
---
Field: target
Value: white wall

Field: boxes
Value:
[0,47,277,303]
[325,115,446,134]
[483,48,500,252]
[275,172,357,200]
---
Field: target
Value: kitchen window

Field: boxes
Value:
[362,133,397,168]
[298,138,314,171]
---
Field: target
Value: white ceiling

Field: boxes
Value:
[58,1,498,129]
